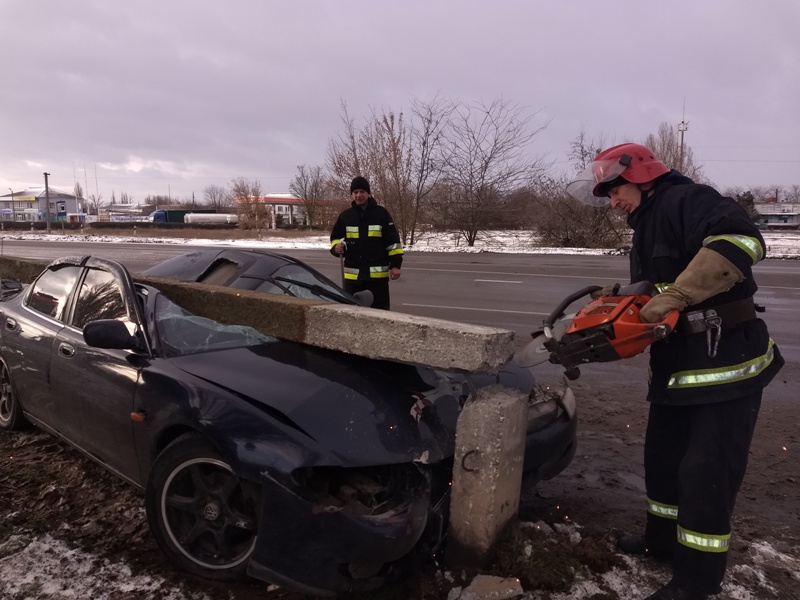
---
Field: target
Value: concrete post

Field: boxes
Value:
[446,385,529,567]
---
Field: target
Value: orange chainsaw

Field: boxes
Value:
[516,282,679,380]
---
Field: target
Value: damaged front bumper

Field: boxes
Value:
[247,463,433,596]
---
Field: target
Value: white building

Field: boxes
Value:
[755,201,800,230]
[1,187,85,222]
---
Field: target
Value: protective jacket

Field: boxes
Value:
[329,197,403,281]
[628,171,783,405]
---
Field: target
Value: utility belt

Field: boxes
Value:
[673,297,761,358]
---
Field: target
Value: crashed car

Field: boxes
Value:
[143,247,376,306]
[0,255,576,595]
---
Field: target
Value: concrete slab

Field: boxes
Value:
[0,256,517,372]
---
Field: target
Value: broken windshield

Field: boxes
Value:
[154,294,276,357]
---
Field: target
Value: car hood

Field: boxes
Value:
[169,341,465,467]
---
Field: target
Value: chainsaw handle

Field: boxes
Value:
[543,285,603,328]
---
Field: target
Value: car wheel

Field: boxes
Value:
[145,433,261,581]
[0,358,28,431]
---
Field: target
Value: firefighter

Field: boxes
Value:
[330,176,403,310]
[567,143,784,600]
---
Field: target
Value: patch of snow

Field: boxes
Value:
[0,535,211,600]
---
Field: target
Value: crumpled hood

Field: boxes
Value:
[169,341,464,467]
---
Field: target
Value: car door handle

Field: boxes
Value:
[58,342,75,358]
[5,318,16,331]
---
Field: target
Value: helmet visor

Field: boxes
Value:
[566,166,610,206]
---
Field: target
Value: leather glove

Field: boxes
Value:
[639,248,744,323]
[590,283,620,299]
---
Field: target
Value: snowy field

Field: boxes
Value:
[1,229,799,258]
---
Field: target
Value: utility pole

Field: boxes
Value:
[8,188,13,222]
[43,172,52,233]
[678,99,689,172]
[678,120,689,172]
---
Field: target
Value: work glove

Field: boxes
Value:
[639,248,744,323]
[590,283,621,299]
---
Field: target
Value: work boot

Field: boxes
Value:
[643,578,709,599]
[617,534,672,561]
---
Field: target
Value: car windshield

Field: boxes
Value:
[269,264,351,303]
[154,293,275,357]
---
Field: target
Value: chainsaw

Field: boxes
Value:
[516,282,679,380]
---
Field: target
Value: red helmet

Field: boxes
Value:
[591,143,669,197]
[566,143,669,205]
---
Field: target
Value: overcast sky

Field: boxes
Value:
[2,1,798,203]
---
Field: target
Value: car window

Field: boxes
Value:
[154,294,275,357]
[26,265,82,320]
[72,268,129,329]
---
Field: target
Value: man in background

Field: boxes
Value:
[330,176,403,310]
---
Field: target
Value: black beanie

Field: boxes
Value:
[350,176,370,194]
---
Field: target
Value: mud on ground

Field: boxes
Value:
[0,358,798,599]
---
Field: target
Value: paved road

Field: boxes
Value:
[3,239,798,362]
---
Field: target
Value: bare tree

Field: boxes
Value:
[784,185,800,203]
[87,193,105,216]
[203,184,233,212]
[325,96,455,245]
[326,100,366,194]
[230,177,266,234]
[405,95,454,244]
[120,192,134,204]
[527,174,628,249]
[644,122,705,182]
[73,181,84,200]
[568,128,607,173]
[289,165,328,228]
[437,98,548,246]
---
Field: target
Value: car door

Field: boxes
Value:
[48,262,144,483]
[4,262,83,422]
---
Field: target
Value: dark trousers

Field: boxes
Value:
[644,393,762,594]
[344,279,391,310]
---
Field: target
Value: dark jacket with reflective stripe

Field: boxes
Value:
[627,171,783,405]
[329,197,403,280]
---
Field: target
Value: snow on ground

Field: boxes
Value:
[1,230,798,257]
[1,229,798,599]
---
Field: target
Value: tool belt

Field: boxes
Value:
[673,297,760,358]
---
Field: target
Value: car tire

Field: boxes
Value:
[0,358,29,431]
[145,433,261,581]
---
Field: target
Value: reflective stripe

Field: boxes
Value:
[667,339,777,389]
[647,498,678,520]
[343,267,359,280]
[387,243,403,256]
[368,225,382,237]
[654,282,670,293]
[345,226,359,239]
[677,525,730,553]
[703,234,764,265]
[369,266,389,279]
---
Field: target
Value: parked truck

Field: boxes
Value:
[148,209,216,223]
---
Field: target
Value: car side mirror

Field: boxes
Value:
[352,290,374,307]
[83,319,142,351]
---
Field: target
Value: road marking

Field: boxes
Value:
[474,279,522,284]
[402,303,549,316]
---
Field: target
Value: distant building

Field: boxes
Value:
[0,187,85,222]
[755,201,800,230]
